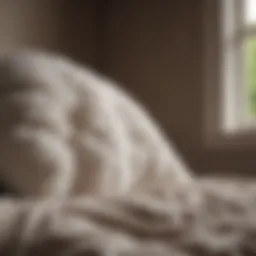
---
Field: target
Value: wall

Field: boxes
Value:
[102,1,205,174]
[0,0,99,66]
[101,0,256,176]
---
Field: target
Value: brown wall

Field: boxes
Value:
[0,0,99,65]
[0,0,253,176]
[102,0,256,177]
[102,1,204,172]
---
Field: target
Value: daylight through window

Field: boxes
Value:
[221,0,256,131]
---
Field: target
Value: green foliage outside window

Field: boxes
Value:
[245,37,256,117]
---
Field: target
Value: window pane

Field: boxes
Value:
[244,37,256,118]
[245,0,256,24]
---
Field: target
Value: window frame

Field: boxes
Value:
[204,0,256,148]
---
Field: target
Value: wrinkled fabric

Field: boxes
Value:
[0,178,255,256]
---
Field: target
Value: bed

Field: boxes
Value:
[0,177,255,256]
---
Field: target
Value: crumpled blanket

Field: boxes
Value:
[0,177,256,256]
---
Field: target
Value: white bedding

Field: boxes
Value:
[0,177,256,256]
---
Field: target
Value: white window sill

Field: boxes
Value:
[206,125,256,148]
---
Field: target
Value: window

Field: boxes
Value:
[204,0,256,147]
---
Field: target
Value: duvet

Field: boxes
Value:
[0,177,255,256]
